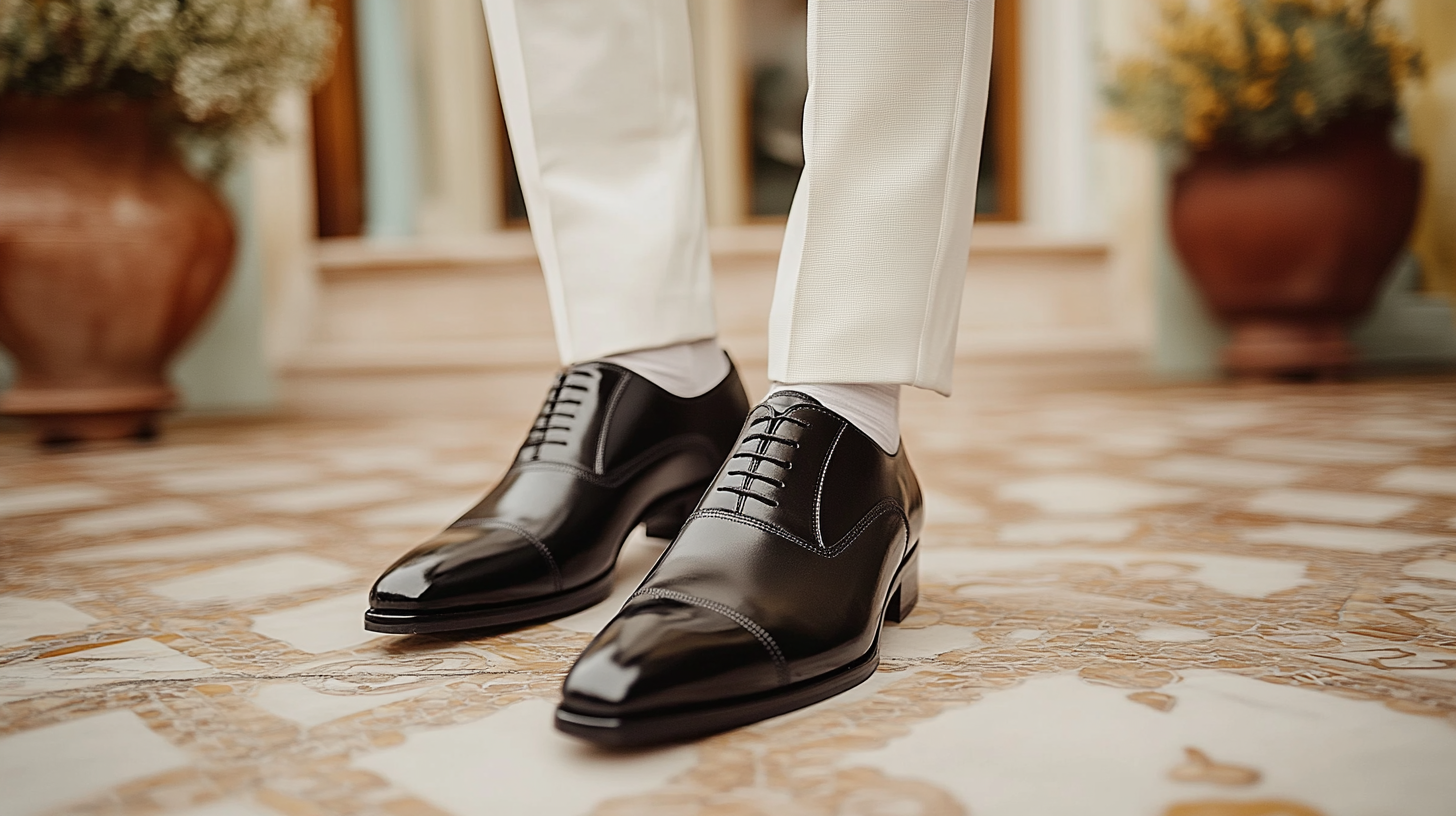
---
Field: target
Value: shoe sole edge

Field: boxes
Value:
[553,541,919,747]
[363,479,714,636]
[554,644,881,748]
[363,570,615,634]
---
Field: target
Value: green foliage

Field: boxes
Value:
[0,0,336,175]
[1106,0,1423,153]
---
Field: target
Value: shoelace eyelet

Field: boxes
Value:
[522,370,593,459]
[715,412,810,507]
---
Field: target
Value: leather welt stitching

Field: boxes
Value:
[595,374,630,475]
[451,519,561,591]
[812,424,845,549]
[688,500,907,560]
[517,436,719,488]
[632,588,790,685]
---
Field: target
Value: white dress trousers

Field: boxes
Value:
[481,0,993,395]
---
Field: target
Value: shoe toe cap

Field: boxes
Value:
[370,524,558,610]
[560,595,784,717]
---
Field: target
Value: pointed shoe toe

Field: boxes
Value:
[365,525,567,633]
[363,360,750,635]
[555,391,926,747]
[559,594,785,723]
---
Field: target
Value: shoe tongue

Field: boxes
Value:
[761,389,822,411]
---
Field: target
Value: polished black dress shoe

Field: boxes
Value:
[364,360,750,634]
[554,390,923,746]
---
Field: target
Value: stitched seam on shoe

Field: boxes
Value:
[632,588,790,684]
[687,501,906,560]
[595,374,630,475]
[451,519,561,591]
[812,424,845,549]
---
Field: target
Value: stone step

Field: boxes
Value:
[284,225,1140,415]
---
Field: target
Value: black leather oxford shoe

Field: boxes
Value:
[554,390,923,747]
[364,360,750,634]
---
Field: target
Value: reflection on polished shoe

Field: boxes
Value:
[364,359,750,634]
[555,390,923,747]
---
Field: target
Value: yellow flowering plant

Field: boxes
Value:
[1107,0,1423,153]
[0,0,336,175]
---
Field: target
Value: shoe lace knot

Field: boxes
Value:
[522,369,592,460]
[715,411,810,509]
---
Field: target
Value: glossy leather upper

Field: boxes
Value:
[560,391,924,717]
[370,361,749,613]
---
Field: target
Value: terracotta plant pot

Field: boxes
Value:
[0,98,236,443]
[1170,114,1423,379]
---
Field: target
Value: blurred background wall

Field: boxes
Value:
[52,0,1449,414]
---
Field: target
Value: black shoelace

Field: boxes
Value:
[716,413,810,508]
[521,370,591,460]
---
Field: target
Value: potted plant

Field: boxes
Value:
[1108,0,1425,379]
[0,0,334,442]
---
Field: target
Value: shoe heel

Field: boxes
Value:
[885,546,919,624]
[642,483,705,539]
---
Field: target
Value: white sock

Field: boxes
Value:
[767,382,900,454]
[599,338,731,398]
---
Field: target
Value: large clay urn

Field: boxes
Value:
[1170,114,1423,379]
[0,98,235,443]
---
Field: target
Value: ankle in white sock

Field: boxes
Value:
[599,338,731,398]
[768,382,900,454]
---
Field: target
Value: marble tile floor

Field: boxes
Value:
[2,374,1456,815]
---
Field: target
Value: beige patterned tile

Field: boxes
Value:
[997,518,1138,545]
[1227,436,1415,465]
[1010,447,1096,469]
[0,484,110,518]
[67,445,233,474]
[325,446,434,473]
[353,698,698,816]
[843,671,1456,816]
[923,489,988,525]
[249,593,378,654]
[0,710,192,816]
[154,462,321,494]
[56,525,308,562]
[246,480,409,514]
[924,548,1310,598]
[0,638,215,703]
[1145,454,1308,488]
[1403,559,1456,584]
[0,596,98,648]
[1245,488,1418,524]
[148,554,358,604]
[1086,428,1180,457]
[880,624,985,659]
[59,500,214,536]
[997,475,1200,515]
[168,800,277,816]
[1136,625,1212,642]
[1378,466,1456,496]
[1239,523,1451,554]
[252,681,433,729]
[1350,417,1456,444]
[2,375,1454,815]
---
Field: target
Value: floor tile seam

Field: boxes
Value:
[11,491,339,552]
[0,659,541,678]
[0,542,345,574]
